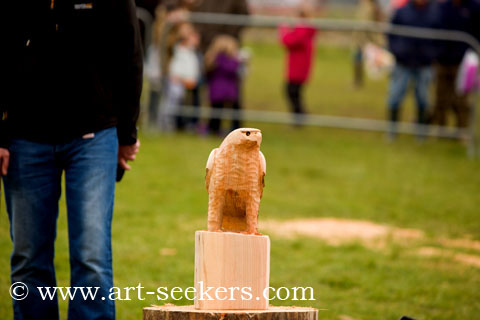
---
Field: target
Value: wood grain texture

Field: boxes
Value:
[206,128,266,234]
[194,231,270,310]
[143,305,319,320]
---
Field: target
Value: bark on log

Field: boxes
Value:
[143,305,318,320]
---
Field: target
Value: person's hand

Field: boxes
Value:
[0,148,9,176]
[118,140,140,171]
[184,79,197,90]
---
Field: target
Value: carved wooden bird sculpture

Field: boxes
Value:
[205,128,266,234]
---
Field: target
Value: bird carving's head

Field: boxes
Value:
[221,128,262,149]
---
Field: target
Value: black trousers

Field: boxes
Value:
[431,64,469,128]
[176,86,201,130]
[208,101,241,134]
[286,82,305,114]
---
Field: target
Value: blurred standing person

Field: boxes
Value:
[353,0,385,88]
[173,0,204,131]
[205,35,242,135]
[386,0,436,139]
[191,0,250,130]
[279,5,316,126]
[430,0,480,138]
[159,23,200,131]
[147,0,189,128]
[0,0,142,319]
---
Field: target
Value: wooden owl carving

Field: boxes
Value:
[205,128,266,234]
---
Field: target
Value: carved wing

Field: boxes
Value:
[205,148,218,191]
[259,151,266,195]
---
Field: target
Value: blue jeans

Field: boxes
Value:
[387,64,432,118]
[3,127,118,320]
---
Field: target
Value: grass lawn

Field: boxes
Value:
[1,41,479,320]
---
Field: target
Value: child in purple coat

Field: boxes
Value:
[204,35,242,134]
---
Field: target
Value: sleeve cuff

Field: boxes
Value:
[117,125,138,146]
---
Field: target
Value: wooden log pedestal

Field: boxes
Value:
[143,305,319,320]
[142,232,319,320]
[194,231,270,310]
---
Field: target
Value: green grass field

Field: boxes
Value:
[1,41,479,320]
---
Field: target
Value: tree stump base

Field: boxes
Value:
[143,305,318,320]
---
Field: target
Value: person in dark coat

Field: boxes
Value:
[387,0,436,139]
[430,0,480,133]
[0,0,143,319]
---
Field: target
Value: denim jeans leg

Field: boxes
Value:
[387,64,411,138]
[387,64,411,111]
[3,140,62,320]
[412,67,432,138]
[414,66,432,118]
[62,128,118,320]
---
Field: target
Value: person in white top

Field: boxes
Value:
[160,23,200,132]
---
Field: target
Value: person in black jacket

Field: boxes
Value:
[387,0,436,139]
[0,0,143,319]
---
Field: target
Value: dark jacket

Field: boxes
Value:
[388,1,436,67]
[0,0,143,148]
[191,0,250,53]
[432,0,480,65]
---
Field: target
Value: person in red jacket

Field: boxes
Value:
[279,5,316,124]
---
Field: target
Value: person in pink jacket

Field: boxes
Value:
[279,6,316,124]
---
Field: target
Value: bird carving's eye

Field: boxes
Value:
[246,131,251,136]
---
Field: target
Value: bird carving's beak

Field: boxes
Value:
[256,132,262,145]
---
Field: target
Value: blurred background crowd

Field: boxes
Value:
[134,0,480,142]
